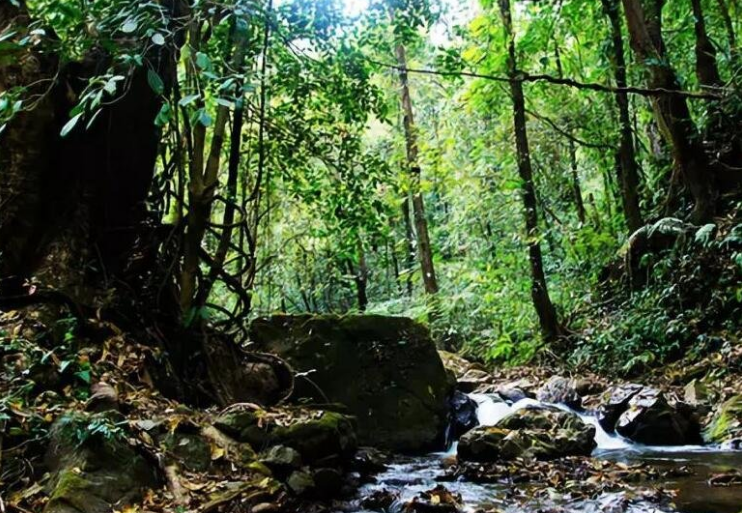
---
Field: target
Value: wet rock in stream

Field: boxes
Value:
[615,388,702,445]
[597,384,644,433]
[537,376,582,409]
[404,485,462,513]
[449,390,478,438]
[458,406,596,462]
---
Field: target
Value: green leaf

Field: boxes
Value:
[122,20,138,33]
[154,103,171,127]
[178,94,199,107]
[196,52,211,70]
[60,113,82,137]
[85,109,102,129]
[151,33,165,46]
[75,369,91,384]
[198,109,212,127]
[147,69,164,95]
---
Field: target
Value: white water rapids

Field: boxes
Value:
[468,392,721,454]
[351,393,742,513]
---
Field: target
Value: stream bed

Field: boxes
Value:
[347,395,742,513]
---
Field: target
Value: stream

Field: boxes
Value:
[348,394,742,513]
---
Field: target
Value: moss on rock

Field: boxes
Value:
[249,314,452,452]
[705,395,742,445]
[43,412,157,513]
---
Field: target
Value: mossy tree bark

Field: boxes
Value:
[602,0,644,232]
[395,43,440,302]
[621,0,716,222]
[0,0,289,408]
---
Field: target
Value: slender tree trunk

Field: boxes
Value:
[346,239,368,312]
[567,141,587,224]
[401,195,415,296]
[621,0,716,222]
[553,44,587,224]
[395,44,439,297]
[690,0,723,87]
[498,0,561,342]
[602,0,644,232]
[715,0,738,63]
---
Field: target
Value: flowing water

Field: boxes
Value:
[348,394,742,513]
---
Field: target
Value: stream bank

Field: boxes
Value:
[346,350,742,513]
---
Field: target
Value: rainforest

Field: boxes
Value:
[1,0,741,512]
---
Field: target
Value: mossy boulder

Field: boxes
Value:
[161,432,211,472]
[705,395,742,447]
[43,412,157,513]
[458,406,596,462]
[249,315,452,452]
[215,408,357,464]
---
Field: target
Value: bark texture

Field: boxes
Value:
[498,0,561,342]
[603,0,644,232]
[621,0,716,222]
[395,43,439,298]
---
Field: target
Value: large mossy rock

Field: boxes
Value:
[249,315,452,452]
[458,406,596,462]
[43,412,157,513]
[615,388,701,445]
[705,395,742,448]
[215,408,357,464]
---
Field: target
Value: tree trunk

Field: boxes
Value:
[715,0,738,64]
[602,0,644,232]
[621,0,716,222]
[401,195,415,297]
[0,1,290,408]
[498,0,561,342]
[568,140,587,224]
[690,0,723,88]
[346,240,369,312]
[553,43,587,225]
[395,44,439,298]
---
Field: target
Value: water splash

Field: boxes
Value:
[467,393,734,454]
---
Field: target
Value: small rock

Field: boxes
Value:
[458,369,492,393]
[449,391,478,438]
[286,470,314,496]
[708,470,742,487]
[352,446,388,475]
[404,485,462,513]
[312,467,343,499]
[537,376,581,409]
[361,489,399,510]
[260,445,302,476]
[597,384,643,432]
[684,379,709,405]
[574,378,604,397]
[86,382,118,412]
[496,386,531,404]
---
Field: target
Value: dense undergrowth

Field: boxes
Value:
[566,212,742,375]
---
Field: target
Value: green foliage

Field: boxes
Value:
[8,0,740,372]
